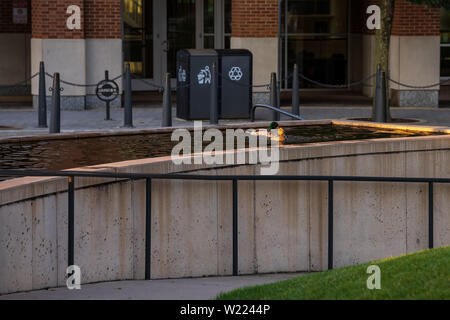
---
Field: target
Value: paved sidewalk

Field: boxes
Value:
[1,106,450,137]
[0,273,304,300]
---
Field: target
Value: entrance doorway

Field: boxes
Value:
[122,0,231,91]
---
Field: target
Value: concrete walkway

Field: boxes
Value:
[0,273,305,300]
[1,106,450,137]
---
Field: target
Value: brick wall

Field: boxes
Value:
[231,0,278,37]
[84,0,121,38]
[31,0,121,39]
[0,0,31,33]
[31,0,85,38]
[392,0,440,36]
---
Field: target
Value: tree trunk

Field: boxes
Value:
[373,0,395,121]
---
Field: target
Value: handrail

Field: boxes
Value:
[251,103,304,122]
[0,170,445,279]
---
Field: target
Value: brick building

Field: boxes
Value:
[0,0,445,109]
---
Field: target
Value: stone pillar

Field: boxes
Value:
[31,0,86,110]
[31,0,122,110]
[84,0,122,109]
[230,0,279,104]
[389,0,440,107]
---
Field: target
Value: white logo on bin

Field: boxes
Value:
[229,67,243,81]
[178,66,187,82]
[197,66,211,85]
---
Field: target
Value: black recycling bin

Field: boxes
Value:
[216,49,253,119]
[176,49,219,120]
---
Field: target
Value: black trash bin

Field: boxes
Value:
[216,49,253,119]
[176,49,219,120]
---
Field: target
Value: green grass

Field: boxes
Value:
[217,247,450,300]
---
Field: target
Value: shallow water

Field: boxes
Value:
[0,125,441,174]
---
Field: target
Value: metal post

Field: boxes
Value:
[124,63,133,128]
[210,62,219,125]
[292,64,300,116]
[68,176,75,267]
[429,182,434,249]
[105,70,111,121]
[145,178,152,280]
[38,61,47,128]
[374,65,387,123]
[232,179,238,276]
[50,73,61,134]
[328,180,334,270]
[162,73,172,127]
[270,73,280,121]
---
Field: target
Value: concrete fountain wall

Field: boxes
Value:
[0,120,449,295]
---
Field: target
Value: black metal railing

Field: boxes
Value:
[251,104,305,122]
[1,170,448,278]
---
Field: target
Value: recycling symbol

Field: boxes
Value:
[229,67,243,81]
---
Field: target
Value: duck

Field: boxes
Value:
[250,122,287,143]
[268,122,287,142]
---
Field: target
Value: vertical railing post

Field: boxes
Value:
[270,72,280,121]
[232,179,238,276]
[124,63,133,128]
[68,176,75,268]
[145,178,152,280]
[292,64,300,116]
[105,70,111,121]
[50,73,61,134]
[162,73,172,127]
[210,62,219,125]
[429,182,434,249]
[38,61,47,128]
[328,180,334,270]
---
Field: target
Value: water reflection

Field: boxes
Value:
[0,125,441,175]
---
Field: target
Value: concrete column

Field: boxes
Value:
[230,0,279,105]
[389,1,440,107]
[31,0,86,110]
[84,0,122,109]
[31,0,123,111]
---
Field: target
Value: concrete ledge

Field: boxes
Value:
[0,121,449,295]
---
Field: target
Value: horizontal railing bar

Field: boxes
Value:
[1,170,450,184]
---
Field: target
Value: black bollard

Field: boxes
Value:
[162,73,172,127]
[49,73,61,134]
[124,63,133,128]
[374,65,387,123]
[292,64,300,116]
[210,62,219,125]
[270,72,279,121]
[38,61,47,128]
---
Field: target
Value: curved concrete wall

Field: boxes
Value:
[1,125,450,295]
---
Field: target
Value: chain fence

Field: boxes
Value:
[0,72,39,89]
[1,68,448,93]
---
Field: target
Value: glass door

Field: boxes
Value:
[123,0,231,90]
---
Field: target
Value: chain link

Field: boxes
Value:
[0,73,39,89]
[45,72,124,88]
[298,73,376,89]
[387,76,450,89]
[131,75,165,91]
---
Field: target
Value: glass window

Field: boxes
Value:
[441,9,450,78]
[123,0,146,77]
[282,0,348,89]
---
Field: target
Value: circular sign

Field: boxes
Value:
[96,80,119,102]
